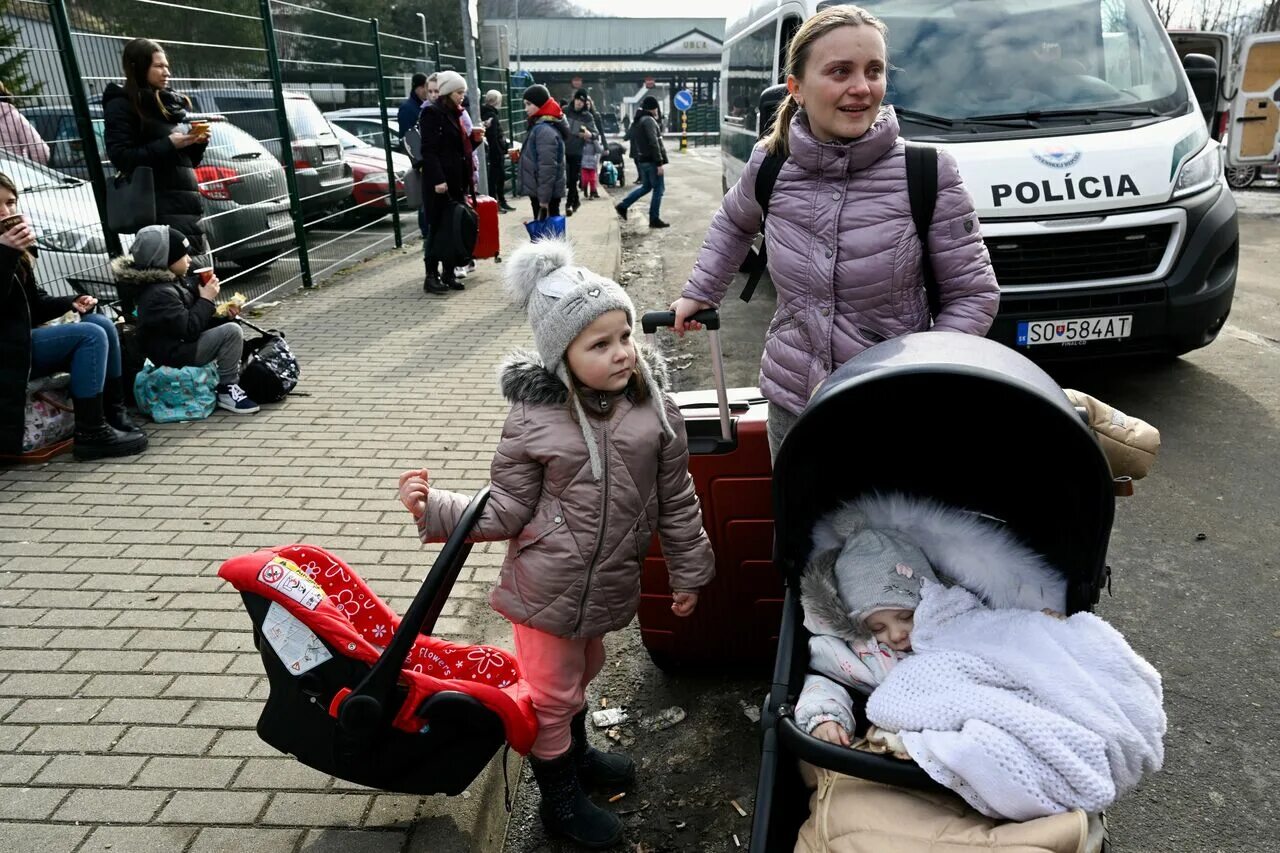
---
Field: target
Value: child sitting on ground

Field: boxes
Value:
[578,127,601,200]
[112,225,259,414]
[397,237,714,850]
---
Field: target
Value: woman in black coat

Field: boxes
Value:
[0,172,146,461]
[102,38,208,251]
[418,70,476,295]
[481,90,514,213]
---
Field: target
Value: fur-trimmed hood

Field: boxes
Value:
[110,254,181,287]
[801,493,1067,642]
[496,341,670,405]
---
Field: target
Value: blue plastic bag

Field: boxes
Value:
[133,359,219,423]
[525,215,566,243]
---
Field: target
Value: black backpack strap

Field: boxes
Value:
[905,143,941,321]
[739,150,785,303]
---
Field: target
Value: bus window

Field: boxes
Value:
[727,23,775,132]
[779,15,802,82]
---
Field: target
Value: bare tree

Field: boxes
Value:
[1150,0,1178,26]
[1191,0,1246,30]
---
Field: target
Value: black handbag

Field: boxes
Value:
[237,318,299,403]
[106,167,156,234]
[429,197,478,265]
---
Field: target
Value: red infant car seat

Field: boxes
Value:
[219,489,536,794]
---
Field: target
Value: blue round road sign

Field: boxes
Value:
[673,89,693,111]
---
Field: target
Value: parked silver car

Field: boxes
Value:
[184,89,353,218]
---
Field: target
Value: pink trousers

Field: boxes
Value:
[513,623,606,759]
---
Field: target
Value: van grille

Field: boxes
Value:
[989,225,1172,287]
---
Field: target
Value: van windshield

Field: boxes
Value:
[819,0,1186,130]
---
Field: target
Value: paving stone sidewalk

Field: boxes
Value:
[0,201,622,853]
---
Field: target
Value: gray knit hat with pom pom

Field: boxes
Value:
[504,237,672,479]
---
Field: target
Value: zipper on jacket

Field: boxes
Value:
[573,416,610,634]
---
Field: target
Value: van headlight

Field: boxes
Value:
[36,227,108,255]
[1172,141,1223,199]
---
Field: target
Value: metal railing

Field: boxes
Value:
[3,0,522,308]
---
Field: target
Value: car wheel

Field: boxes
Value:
[1226,165,1258,189]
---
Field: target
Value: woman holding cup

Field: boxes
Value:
[102,38,210,254]
[111,225,260,415]
[0,172,148,460]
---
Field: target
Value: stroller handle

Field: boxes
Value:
[337,486,493,737]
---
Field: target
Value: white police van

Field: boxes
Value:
[720,0,1256,358]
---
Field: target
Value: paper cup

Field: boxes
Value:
[194,267,215,284]
[0,214,23,233]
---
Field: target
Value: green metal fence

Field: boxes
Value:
[3,0,483,308]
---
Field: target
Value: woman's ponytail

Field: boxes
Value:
[762,92,799,159]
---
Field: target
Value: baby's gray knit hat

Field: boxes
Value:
[504,237,672,478]
[836,527,938,627]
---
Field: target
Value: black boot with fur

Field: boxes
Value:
[73,395,147,461]
[529,751,623,849]
[570,707,635,789]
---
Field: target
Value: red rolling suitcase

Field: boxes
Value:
[470,194,501,261]
[638,310,782,672]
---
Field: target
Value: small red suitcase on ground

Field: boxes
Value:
[637,310,782,672]
[470,194,501,261]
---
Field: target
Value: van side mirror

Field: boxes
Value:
[1181,53,1218,124]
[757,83,789,140]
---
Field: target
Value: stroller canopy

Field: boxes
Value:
[773,332,1114,612]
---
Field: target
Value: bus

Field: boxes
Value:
[719,0,1252,358]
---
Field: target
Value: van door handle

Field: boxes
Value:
[1236,115,1266,122]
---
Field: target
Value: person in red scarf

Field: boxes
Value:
[418,70,478,294]
[518,85,569,221]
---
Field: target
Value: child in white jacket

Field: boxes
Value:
[795,523,939,745]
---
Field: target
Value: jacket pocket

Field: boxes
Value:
[514,499,565,556]
[633,517,654,564]
[890,228,931,327]
[768,312,797,335]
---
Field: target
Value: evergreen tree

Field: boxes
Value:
[0,0,41,96]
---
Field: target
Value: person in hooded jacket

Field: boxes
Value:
[0,172,147,461]
[615,96,669,228]
[563,89,607,215]
[671,6,999,459]
[418,70,474,295]
[102,38,208,254]
[0,83,50,165]
[111,225,259,415]
[518,85,568,221]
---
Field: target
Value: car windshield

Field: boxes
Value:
[0,155,81,192]
[200,119,271,159]
[820,0,1186,129]
[328,121,371,150]
[284,96,337,141]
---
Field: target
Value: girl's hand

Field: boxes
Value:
[812,721,850,747]
[669,297,712,337]
[72,295,97,314]
[0,221,36,251]
[671,591,698,617]
[434,183,448,194]
[398,468,431,518]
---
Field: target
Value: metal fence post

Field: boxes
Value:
[370,18,402,248]
[258,0,313,287]
[49,0,122,257]
[433,40,443,72]
[507,69,519,198]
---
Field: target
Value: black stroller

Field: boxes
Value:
[750,331,1117,851]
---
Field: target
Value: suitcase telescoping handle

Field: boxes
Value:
[641,309,731,444]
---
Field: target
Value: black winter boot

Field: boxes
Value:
[424,261,450,294]
[73,395,147,461]
[529,751,624,849]
[103,377,143,434]
[570,707,636,789]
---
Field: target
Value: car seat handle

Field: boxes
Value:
[337,486,493,733]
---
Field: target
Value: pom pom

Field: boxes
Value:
[504,237,575,309]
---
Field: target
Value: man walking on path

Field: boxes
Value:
[615,95,669,229]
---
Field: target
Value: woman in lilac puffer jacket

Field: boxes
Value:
[671,5,999,457]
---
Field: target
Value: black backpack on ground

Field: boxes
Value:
[741,143,941,320]
[238,318,300,403]
[429,197,478,266]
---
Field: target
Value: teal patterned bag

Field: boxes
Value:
[133,359,218,423]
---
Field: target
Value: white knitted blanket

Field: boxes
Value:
[866,581,1166,821]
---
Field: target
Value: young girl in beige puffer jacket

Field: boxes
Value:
[398,238,714,849]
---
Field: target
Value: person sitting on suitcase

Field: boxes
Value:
[796,522,939,747]
[110,225,259,415]
[397,237,715,849]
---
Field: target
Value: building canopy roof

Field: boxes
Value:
[486,17,725,58]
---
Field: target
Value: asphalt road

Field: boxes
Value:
[499,154,1280,852]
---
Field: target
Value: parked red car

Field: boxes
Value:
[328,120,412,214]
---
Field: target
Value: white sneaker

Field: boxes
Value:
[217,383,260,414]
[453,266,470,279]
